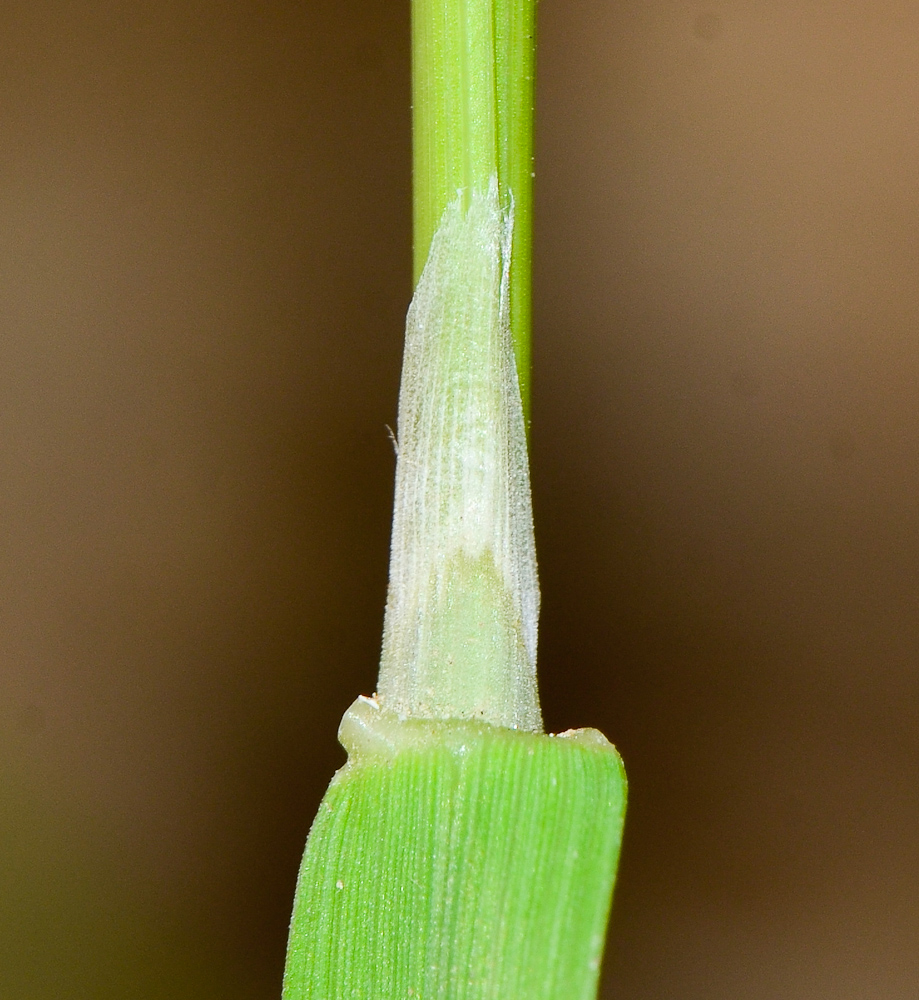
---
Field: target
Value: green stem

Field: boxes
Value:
[412,0,536,416]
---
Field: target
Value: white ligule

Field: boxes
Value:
[375,179,541,732]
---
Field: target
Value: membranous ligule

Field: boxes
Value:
[376,180,541,732]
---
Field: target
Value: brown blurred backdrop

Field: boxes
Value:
[2,2,918,997]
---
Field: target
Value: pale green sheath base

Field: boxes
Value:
[282,699,627,1000]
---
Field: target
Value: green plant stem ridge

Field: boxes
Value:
[412,0,536,414]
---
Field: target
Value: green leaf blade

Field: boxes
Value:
[283,710,627,1000]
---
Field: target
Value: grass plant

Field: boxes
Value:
[281,1,626,996]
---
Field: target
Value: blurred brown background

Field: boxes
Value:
[2,1,918,997]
